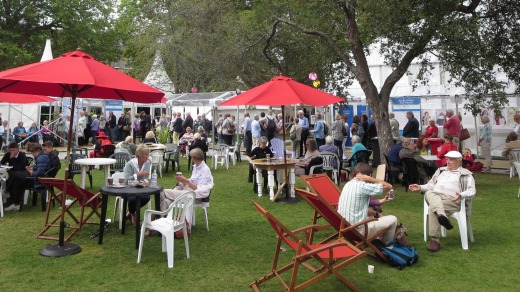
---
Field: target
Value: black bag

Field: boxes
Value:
[267,118,277,132]
[382,241,419,269]
[323,121,329,135]
[227,122,236,135]
[341,123,347,136]
[47,151,61,178]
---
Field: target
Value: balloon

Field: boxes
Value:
[312,80,320,88]
[191,87,198,93]
[308,72,318,81]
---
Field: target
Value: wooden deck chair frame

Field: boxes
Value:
[37,178,102,242]
[251,201,366,292]
[295,188,390,263]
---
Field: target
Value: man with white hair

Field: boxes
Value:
[319,135,337,153]
[409,151,476,252]
[90,114,100,146]
[298,110,309,157]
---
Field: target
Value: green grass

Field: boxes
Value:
[0,157,519,291]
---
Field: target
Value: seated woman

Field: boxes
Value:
[436,133,458,166]
[89,131,113,158]
[197,126,208,141]
[122,145,151,225]
[27,122,41,143]
[142,130,158,144]
[416,135,430,155]
[41,120,54,144]
[246,136,274,192]
[190,133,208,153]
[179,127,193,157]
[13,121,27,144]
[296,139,321,175]
[346,135,367,166]
[502,131,520,162]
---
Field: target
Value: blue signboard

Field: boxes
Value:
[391,96,422,132]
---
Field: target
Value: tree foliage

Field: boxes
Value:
[0,0,124,70]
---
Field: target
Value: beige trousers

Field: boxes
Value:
[425,190,461,238]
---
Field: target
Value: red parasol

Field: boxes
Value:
[0,93,55,104]
[219,75,344,202]
[0,50,164,256]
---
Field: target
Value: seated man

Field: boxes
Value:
[409,151,476,252]
[246,136,274,192]
[399,137,436,181]
[502,131,520,163]
[159,148,213,230]
[4,143,50,211]
[1,143,28,211]
[337,162,397,245]
[387,136,404,171]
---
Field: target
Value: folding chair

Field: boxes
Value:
[295,188,390,263]
[37,178,102,242]
[250,201,366,292]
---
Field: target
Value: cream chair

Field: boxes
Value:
[320,151,341,184]
[423,196,474,250]
[212,144,229,170]
[0,169,7,217]
[150,150,164,178]
[137,191,194,268]
[509,149,520,178]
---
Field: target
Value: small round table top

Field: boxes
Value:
[74,158,116,166]
[100,184,163,197]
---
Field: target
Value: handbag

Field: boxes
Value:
[460,128,470,141]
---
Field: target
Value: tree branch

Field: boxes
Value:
[271,18,356,71]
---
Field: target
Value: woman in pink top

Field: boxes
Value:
[436,133,458,166]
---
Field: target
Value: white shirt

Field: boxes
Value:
[189,161,214,198]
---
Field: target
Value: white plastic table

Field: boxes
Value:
[74,158,116,188]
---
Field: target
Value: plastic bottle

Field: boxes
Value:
[151,169,158,188]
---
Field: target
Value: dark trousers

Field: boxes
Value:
[127,195,150,213]
[244,131,252,155]
[334,139,344,158]
[300,129,309,157]
[6,171,28,205]
[224,134,233,146]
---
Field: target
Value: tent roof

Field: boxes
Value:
[167,91,235,107]
[143,51,176,99]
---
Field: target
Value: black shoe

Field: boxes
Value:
[437,215,454,230]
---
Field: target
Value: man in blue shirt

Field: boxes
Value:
[298,110,309,157]
[243,112,252,155]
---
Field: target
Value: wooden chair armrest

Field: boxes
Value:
[295,239,364,260]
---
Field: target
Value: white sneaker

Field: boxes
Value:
[5,204,20,212]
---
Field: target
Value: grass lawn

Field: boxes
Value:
[0,155,519,291]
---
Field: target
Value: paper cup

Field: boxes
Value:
[368,265,374,274]
[107,178,113,186]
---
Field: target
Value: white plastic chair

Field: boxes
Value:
[423,196,474,250]
[137,191,194,268]
[513,161,520,198]
[212,144,229,170]
[228,140,242,166]
[150,150,164,178]
[192,193,210,231]
[510,149,520,178]
[0,169,7,218]
[320,152,340,184]
[269,138,284,158]
[112,172,151,230]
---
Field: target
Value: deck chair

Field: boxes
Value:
[295,188,390,263]
[250,201,366,292]
[36,178,102,242]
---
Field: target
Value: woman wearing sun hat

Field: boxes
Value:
[89,131,113,158]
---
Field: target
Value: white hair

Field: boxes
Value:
[351,135,361,144]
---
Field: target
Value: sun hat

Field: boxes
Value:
[96,131,109,139]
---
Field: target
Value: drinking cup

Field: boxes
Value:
[368,265,374,274]
[107,178,114,186]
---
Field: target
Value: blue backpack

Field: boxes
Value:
[382,241,419,269]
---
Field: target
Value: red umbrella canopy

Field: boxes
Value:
[0,50,164,103]
[219,75,344,107]
[0,92,55,104]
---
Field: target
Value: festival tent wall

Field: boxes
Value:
[331,43,519,155]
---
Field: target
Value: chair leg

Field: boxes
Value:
[423,199,428,242]
[137,223,147,264]
[203,207,209,231]
[183,227,190,259]
[166,233,175,268]
[40,190,47,212]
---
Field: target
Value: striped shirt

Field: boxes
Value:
[338,178,383,233]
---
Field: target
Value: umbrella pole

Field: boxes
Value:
[276,105,297,204]
[40,94,81,257]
